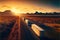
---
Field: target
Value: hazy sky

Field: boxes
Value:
[0,0,60,13]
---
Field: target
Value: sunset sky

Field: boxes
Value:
[0,0,60,13]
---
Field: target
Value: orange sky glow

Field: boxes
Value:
[0,1,60,14]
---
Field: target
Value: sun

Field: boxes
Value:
[10,8,21,16]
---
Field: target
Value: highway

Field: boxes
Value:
[23,18,59,40]
[0,15,60,40]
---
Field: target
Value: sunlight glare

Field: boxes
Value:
[10,8,21,16]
